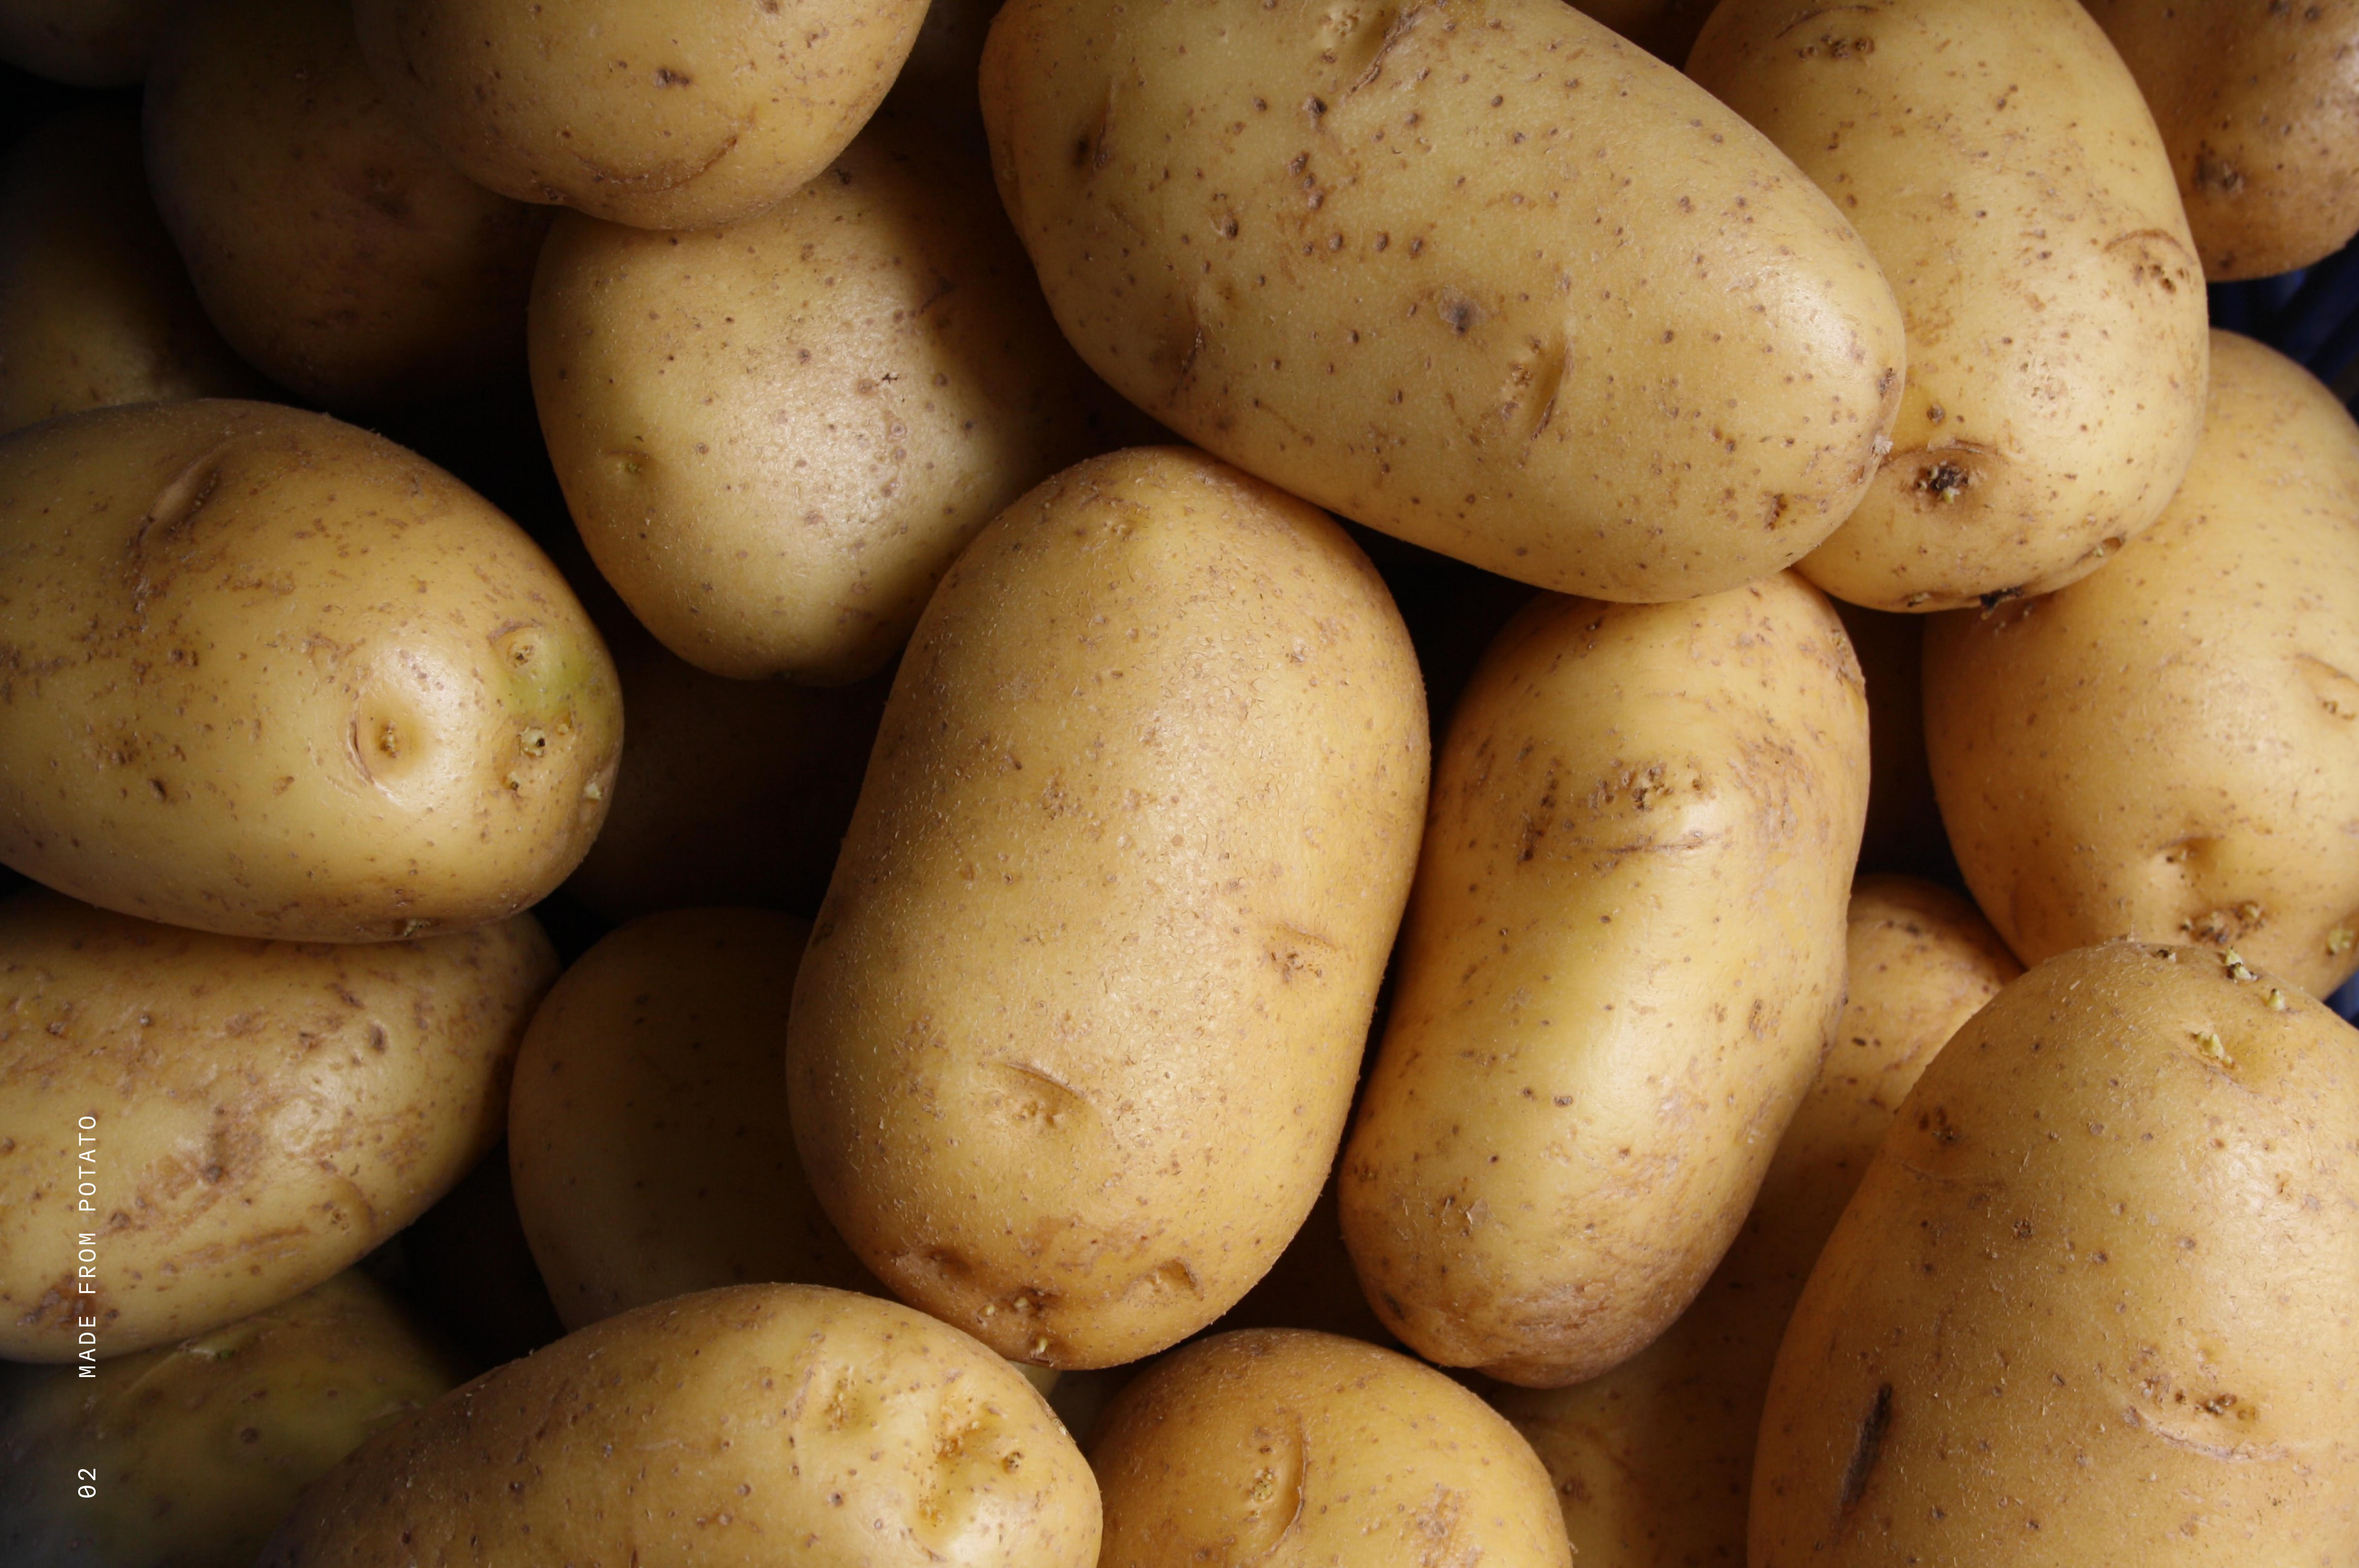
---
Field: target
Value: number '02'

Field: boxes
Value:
[76,1468,95,1499]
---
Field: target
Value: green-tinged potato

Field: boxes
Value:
[1341,574,1869,1387]
[979,0,1905,602]
[1926,331,2359,997]
[0,890,552,1363]
[1491,876,2019,1566]
[0,0,167,84]
[257,1284,1101,1567]
[1690,0,2209,612]
[143,0,550,412]
[1094,1330,1570,1568]
[0,106,256,437]
[1834,601,1951,882]
[351,0,928,231]
[1567,0,1714,64]
[2084,0,2359,280]
[1752,941,2359,1563]
[789,447,1429,1369]
[0,1271,466,1568]
[395,1145,563,1369]
[0,400,621,942]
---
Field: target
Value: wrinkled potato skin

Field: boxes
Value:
[0,107,255,437]
[789,448,1428,1369]
[257,1285,1101,1568]
[1690,0,2209,612]
[1490,877,2019,1567]
[1926,332,2359,998]
[980,0,1905,602]
[0,401,621,942]
[0,1272,466,1568]
[1341,576,1869,1388]
[0,890,553,1362]
[0,0,168,84]
[351,0,928,230]
[1751,942,2359,1564]
[2084,0,2359,280]
[1094,1330,1571,1568]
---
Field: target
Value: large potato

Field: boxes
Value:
[1751,941,2359,1563]
[257,1284,1101,1568]
[1340,573,1869,1387]
[0,889,552,1362]
[1689,0,2209,613]
[1926,332,2359,997]
[979,0,1905,602]
[0,400,621,942]
[789,447,1428,1369]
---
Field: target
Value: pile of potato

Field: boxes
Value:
[1,0,2357,1564]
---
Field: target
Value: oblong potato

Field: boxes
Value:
[788,447,1429,1369]
[979,0,1905,602]
[0,889,553,1362]
[0,400,621,942]
[1340,574,1869,1387]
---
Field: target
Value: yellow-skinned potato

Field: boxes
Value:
[0,889,553,1363]
[351,0,929,231]
[0,400,620,942]
[1341,574,1869,1388]
[257,1284,1101,1568]
[789,447,1429,1369]
[1094,1329,1570,1568]
[0,0,167,84]
[980,0,1905,602]
[1490,876,2019,1566]
[0,1272,466,1568]
[1926,332,2359,998]
[1751,941,2359,1563]
[1689,0,2209,613]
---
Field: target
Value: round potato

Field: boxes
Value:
[351,0,928,231]
[979,0,1905,603]
[0,0,167,84]
[1925,331,2359,997]
[0,889,553,1362]
[256,1284,1101,1568]
[1094,1329,1570,1568]
[0,400,621,942]
[1689,0,2209,613]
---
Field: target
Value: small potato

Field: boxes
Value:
[257,1284,1101,1568]
[0,400,621,942]
[0,0,168,84]
[1926,332,2359,997]
[1093,1330,1570,1568]
[0,889,553,1362]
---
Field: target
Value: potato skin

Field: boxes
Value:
[256,1284,1101,1568]
[1751,942,2359,1564]
[1925,332,2359,998]
[0,400,620,942]
[979,0,1904,602]
[1689,0,2209,613]
[788,447,1428,1369]
[0,889,553,1362]
[1093,1329,1570,1568]
[1340,574,1868,1387]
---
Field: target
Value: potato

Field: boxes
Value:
[1093,1329,1570,1568]
[1490,876,2019,1566]
[2084,0,2359,280]
[1925,331,2359,998]
[1688,0,2209,613]
[788,447,1428,1369]
[1340,573,1869,1387]
[256,1284,1101,1568]
[1214,1170,1396,1348]
[0,105,255,437]
[0,888,552,1363]
[979,0,1905,602]
[0,399,621,942]
[0,1271,466,1568]
[1751,941,2359,1562]
[0,0,167,84]
[350,0,928,231]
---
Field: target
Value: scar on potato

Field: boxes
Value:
[1836,1382,1893,1516]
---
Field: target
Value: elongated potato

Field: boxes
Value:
[980,0,1904,602]
[789,447,1428,1369]
[1341,574,1868,1387]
